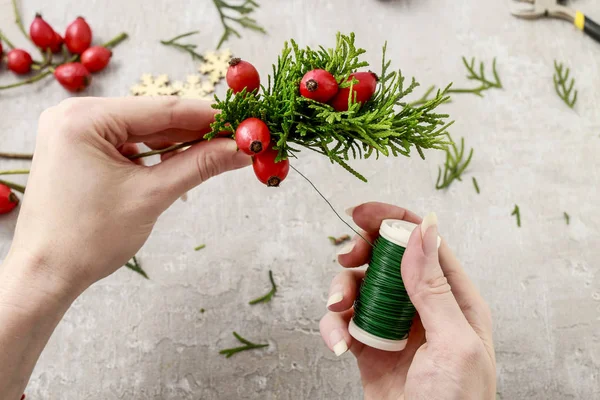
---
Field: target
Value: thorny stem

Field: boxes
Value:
[0,152,33,160]
[290,165,373,247]
[0,169,30,176]
[219,332,268,358]
[248,270,277,305]
[0,179,26,194]
[0,30,16,49]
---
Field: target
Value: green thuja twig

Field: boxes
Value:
[249,270,277,305]
[194,244,206,251]
[213,0,266,49]
[436,137,474,190]
[219,332,269,358]
[553,61,577,109]
[125,256,149,279]
[209,33,453,182]
[563,212,570,225]
[448,57,502,97]
[160,31,206,61]
[472,177,480,194]
[511,205,521,228]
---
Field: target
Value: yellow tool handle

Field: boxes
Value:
[574,11,600,43]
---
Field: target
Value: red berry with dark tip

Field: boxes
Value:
[0,184,19,214]
[30,14,56,50]
[64,17,92,54]
[252,145,290,187]
[7,49,33,74]
[329,71,378,112]
[226,58,260,94]
[299,69,338,103]
[235,118,271,155]
[54,62,92,92]
[81,46,112,73]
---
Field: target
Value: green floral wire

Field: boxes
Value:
[353,236,415,340]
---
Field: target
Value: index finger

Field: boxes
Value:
[90,97,217,142]
[339,202,423,268]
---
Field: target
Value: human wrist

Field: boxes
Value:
[0,248,85,313]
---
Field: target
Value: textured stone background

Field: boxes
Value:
[1,0,600,399]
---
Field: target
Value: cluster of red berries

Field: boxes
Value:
[0,184,19,215]
[224,58,377,187]
[226,58,290,187]
[0,14,112,92]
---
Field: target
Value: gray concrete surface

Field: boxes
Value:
[1,0,600,399]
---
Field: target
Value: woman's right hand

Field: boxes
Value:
[319,202,496,400]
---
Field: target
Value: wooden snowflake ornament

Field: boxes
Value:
[198,49,232,84]
[130,74,176,96]
[171,75,215,99]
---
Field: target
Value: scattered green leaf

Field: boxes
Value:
[511,205,521,228]
[125,255,149,279]
[213,0,266,49]
[436,137,473,190]
[219,331,268,358]
[200,308,206,313]
[248,270,277,305]
[472,177,480,194]
[328,235,351,246]
[194,244,206,251]
[564,212,570,225]
[553,60,577,109]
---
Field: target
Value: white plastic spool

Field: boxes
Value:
[348,219,441,352]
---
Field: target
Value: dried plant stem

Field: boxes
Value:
[0,169,30,176]
[0,179,26,194]
[0,152,34,160]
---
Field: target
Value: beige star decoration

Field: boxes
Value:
[130,74,177,96]
[198,49,232,84]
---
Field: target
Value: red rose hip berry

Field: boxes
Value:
[64,17,92,54]
[29,14,56,50]
[7,49,33,74]
[81,46,112,73]
[50,32,64,53]
[235,118,271,155]
[226,58,260,94]
[54,62,92,92]
[329,71,378,112]
[300,69,338,103]
[252,146,290,187]
[0,184,19,214]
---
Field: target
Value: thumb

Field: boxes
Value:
[146,138,252,206]
[401,212,469,339]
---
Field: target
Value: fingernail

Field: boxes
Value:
[345,207,356,217]
[330,330,348,357]
[421,212,438,239]
[337,240,355,256]
[326,285,344,308]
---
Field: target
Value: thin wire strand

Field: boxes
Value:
[290,165,373,247]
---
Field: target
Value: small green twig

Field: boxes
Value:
[194,244,206,251]
[0,169,30,176]
[472,177,480,194]
[219,331,268,358]
[553,60,578,109]
[213,0,266,49]
[436,137,474,190]
[511,205,521,227]
[0,30,16,49]
[125,255,149,279]
[563,212,570,225]
[447,57,502,97]
[409,85,439,107]
[0,70,53,90]
[0,179,26,194]
[328,235,351,246]
[128,139,203,160]
[0,152,33,160]
[248,270,277,305]
[160,31,206,62]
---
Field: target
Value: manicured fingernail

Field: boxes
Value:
[330,330,348,357]
[326,285,344,308]
[337,240,355,256]
[345,207,356,217]
[421,212,438,239]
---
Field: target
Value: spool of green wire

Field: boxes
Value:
[349,219,440,352]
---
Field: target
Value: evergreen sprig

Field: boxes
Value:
[435,137,473,190]
[125,256,149,279]
[160,31,205,61]
[213,0,266,49]
[208,33,453,182]
[219,332,269,358]
[448,57,502,97]
[511,205,521,228]
[553,60,577,109]
[248,270,277,305]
